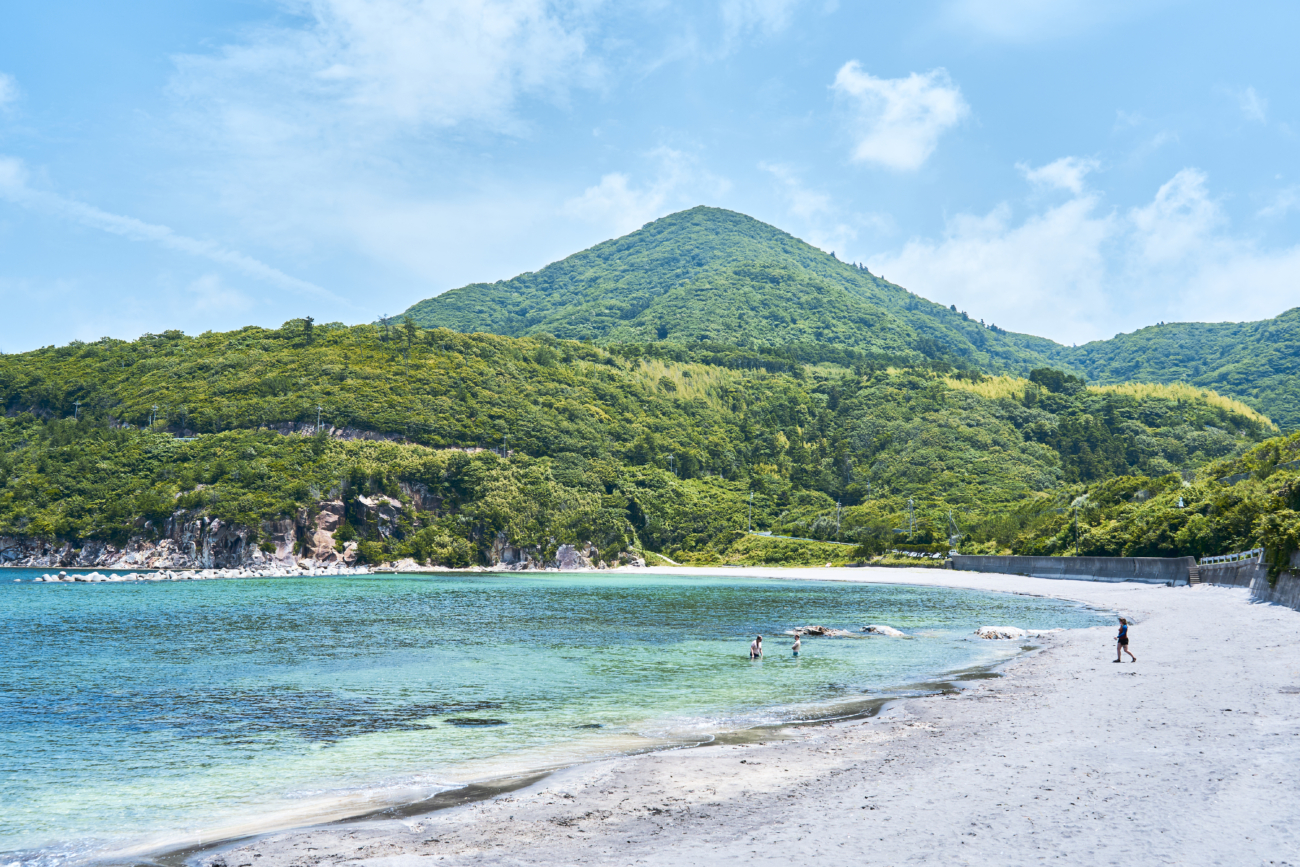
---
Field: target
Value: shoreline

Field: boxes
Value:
[186,566,1300,865]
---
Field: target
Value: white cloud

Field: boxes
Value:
[832,64,969,171]
[561,148,730,237]
[870,165,1300,343]
[0,73,18,109]
[171,0,596,140]
[1235,86,1268,123]
[0,155,336,302]
[1018,156,1099,194]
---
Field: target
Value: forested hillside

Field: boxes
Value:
[401,206,1299,430]
[1043,308,1300,430]
[402,207,1067,374]
[0,322,1275,566]
[1004,432,1300,576]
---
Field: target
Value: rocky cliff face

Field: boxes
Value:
[0,504,358,570]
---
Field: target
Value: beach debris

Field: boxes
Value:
[862,624,908,637]
[788,625,860,638]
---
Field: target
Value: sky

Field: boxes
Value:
[1,0,1298,352]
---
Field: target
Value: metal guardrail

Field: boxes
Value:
[1199,547,1263,566]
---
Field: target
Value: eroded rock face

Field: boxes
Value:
[0,510,294,571]
[356,495,402,539]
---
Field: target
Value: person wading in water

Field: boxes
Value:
[749,635,763,659]
[1115,617,1136,663]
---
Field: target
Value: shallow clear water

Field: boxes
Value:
[0,570,1106,864]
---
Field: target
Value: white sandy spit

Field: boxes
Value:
[201,566,1300,866]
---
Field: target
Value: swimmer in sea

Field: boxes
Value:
[750,635,763,659]
[792,633,801,657]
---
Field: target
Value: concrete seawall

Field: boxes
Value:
[1198,559,1262,589]
[951,554,1194,585]
[1201,551,1300,610]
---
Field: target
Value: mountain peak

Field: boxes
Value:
[400,206,1057,370]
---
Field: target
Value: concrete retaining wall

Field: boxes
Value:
[1199,559,1264,588]
[951,554,1194,585]
[1250,570,1300,609]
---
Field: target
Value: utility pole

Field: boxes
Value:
[748,491,753,534]
[316,405,323,433]
[150,405,158,430]
[836,500,843,538]
[907,498,916,538]
[1073,508,1080,556]
[667,454,676,477]
[73,401,81,420]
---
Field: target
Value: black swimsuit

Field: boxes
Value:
[1118,624,1129,646]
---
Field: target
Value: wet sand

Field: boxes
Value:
[198,567,1300,866]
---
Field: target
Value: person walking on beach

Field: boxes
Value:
[750,635,763,659]
[1115,617,1136,663]
[791,634,801,658]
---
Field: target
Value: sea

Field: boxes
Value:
[0,569,1109,866]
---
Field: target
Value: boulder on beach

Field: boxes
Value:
[862,624,907,637]
[975,626,1026,640]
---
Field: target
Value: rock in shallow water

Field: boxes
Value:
[862,624,908,637]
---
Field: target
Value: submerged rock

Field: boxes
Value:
[862,624,908,637]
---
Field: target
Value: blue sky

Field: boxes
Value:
[2,0,1298,351]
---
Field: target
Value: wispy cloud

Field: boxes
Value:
[1235,86,1268,123]
[0,156,338,302]
[760,161,881,256]
[0,72,19,110]
[561,148,730,237]
[870,164,1300,343]
[720,0,804,43]
[1258,186,1300,219]
[1018,156,1100,195]
[832,64,969,171]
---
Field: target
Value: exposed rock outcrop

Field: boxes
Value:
[788,625,861,638]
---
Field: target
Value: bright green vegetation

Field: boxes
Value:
[1036,308,1300,431]
[402,207,1066,374]
[401,207,1299,430]
[975,432,1300,574]
[0,322,1274,565]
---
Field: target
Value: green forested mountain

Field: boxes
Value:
[402,207,1066,374]
[0,323,1276,566]
[401,206,1299,430]
[1040,309,1300,431]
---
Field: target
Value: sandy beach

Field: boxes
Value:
[201,567,1300,867]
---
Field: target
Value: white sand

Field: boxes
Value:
[204,567,1300,866]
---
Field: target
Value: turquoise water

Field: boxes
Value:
[0,570,1106,865]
